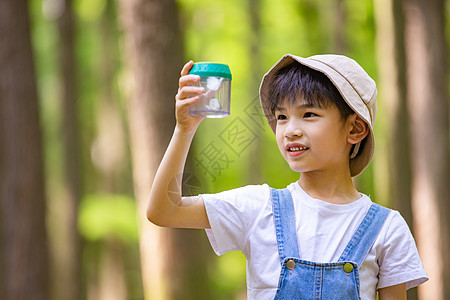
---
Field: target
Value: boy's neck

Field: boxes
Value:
[298,171,360,204]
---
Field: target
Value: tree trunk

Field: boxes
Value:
[50,1,83,299]
[0,0,50,299]
[374,0,416,298]
[119,0,211,299]
[374,0,413,234]
[246,0,264,184]
[88,1,134,298]
[333,0,347,53]
[97,239,128,300]
[403,0,450,298]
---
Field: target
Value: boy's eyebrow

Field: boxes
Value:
[298,103,320,109]
[274,103,320,111]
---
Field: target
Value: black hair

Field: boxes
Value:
[268,62,355,121]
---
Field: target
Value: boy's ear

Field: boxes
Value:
[347,114,369,144]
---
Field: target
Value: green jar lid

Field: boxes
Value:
[189,63,232,80]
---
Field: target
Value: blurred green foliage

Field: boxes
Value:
[79,194,138,242]
[75,0,106,21]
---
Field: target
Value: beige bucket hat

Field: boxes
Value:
[259,54,377,177]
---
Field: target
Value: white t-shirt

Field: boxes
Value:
[202,182,428,300]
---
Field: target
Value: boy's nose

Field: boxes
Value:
[284,122,303,138]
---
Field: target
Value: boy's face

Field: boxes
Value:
[275,97,354,175]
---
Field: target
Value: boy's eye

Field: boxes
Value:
[303,112,318,118]
[277,114,287,120]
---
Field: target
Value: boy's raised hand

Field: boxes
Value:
[148,60,210,229]
[175,60,205,135]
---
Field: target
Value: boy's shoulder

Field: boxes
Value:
[379,209,412,238]
[202,183,272,203]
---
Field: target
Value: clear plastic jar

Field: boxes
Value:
[188,63,231,118]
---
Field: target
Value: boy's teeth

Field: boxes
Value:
[289,147,307,151]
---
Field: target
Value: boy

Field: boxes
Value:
[148,54,428,299]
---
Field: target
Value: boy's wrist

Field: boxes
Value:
[174,124,198,138]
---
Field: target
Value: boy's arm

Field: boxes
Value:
[147,61,210,229]
[378,283,406,300]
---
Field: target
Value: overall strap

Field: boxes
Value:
[338,203,390,267]
[271,188,300,264]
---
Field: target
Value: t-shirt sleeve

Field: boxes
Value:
[377,211,429,290]
[202,184,271,256]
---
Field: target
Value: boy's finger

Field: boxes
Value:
[180,60,194,76]
[176,86,204,100]
[176,95,200,108]
[178,74,201,88]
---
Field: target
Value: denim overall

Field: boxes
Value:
[271,188,390,300]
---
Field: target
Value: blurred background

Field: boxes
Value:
[0,0,449,299]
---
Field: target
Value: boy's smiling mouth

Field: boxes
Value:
[286,143,309,157]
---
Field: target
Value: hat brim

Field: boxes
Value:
[259,54,375,177]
